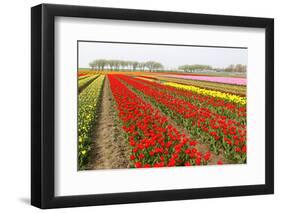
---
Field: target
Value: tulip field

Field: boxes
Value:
[78,71,247,170]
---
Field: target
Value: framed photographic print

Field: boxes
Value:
[31,3,274,209]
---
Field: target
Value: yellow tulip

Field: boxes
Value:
[163,82,246,105]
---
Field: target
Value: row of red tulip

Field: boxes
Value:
[134,76,246,123]
[117,75,246,164]
[108,74,213,168]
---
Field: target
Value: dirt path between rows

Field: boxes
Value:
[87,76,130,170]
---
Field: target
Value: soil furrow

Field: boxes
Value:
[87,75,130,170]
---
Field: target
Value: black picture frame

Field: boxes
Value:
[31,3,274,209]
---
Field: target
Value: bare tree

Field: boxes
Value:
[88,59,165,72]
[132,61,139,71]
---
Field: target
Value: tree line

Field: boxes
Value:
[178,64,212,72]
[223,64,247,73]
[89,59,164,72]
[88,59,247,73]
[178,64,247,73]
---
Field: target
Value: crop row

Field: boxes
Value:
[108,74,212,168]
[78,75,90,80]
[78,75,105,169]
[132,76,246,123]
[164,82,246,105]
[139,75,246,96]
[78,74,99,93]
[118,75,246,163]
[163,74,246,85]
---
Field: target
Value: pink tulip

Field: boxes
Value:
[164,75,246,85]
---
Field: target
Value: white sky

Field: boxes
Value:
[78,41,248,70]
